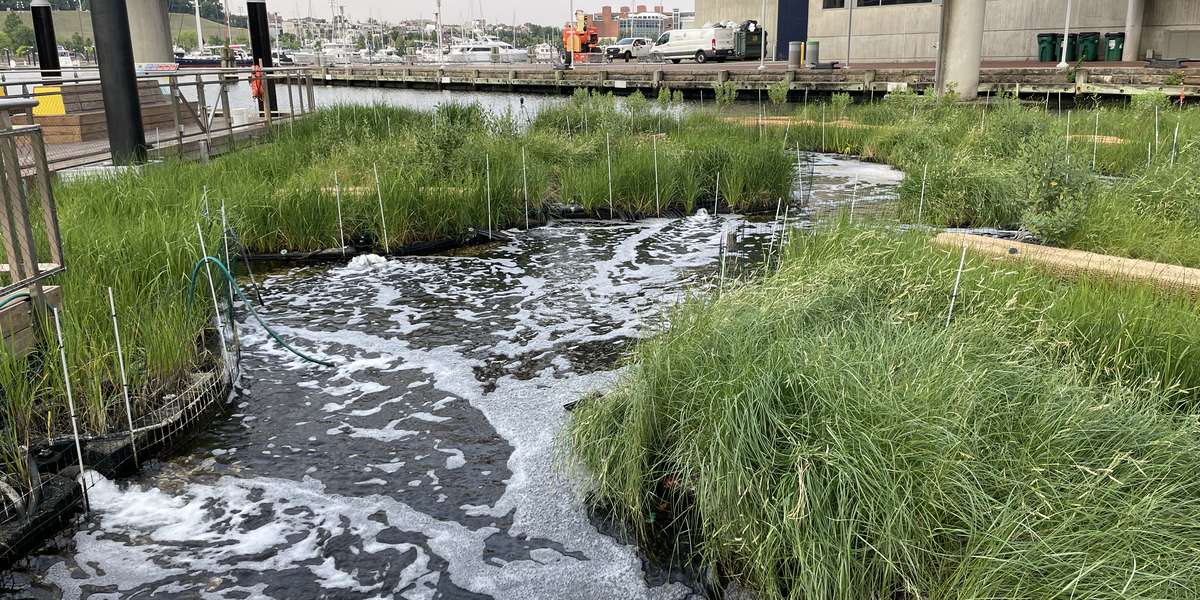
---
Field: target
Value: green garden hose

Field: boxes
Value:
[0,292,31,311]
[187,256,337,368]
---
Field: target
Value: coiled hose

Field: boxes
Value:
[187,256,337,368]
[0,292,32,311]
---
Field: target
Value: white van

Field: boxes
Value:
[649,27,736,64]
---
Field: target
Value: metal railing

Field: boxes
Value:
[0,66,318,170]
[0,97,63,300]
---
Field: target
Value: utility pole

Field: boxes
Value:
[1057,0,1073,69]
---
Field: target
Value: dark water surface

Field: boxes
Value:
[13,156,901,599]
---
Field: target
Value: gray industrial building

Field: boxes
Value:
[696,0,1200,64]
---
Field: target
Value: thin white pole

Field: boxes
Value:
[713,171,720,216]
[1171,122,1180,166]
[777,203,790,266]
[796,147,804,206]
[486,154,494,233]
[946,237,969,328]
[107,288,138,469]
[606,133,614,217]
[196,222,230,367]
[916,163,929,225]
[334,171,346,255]
[522,148,530,230]
[1155,104,1161,149]
[821,103,826,150]
[52,307,90,513]
[374,163,389,253]
[220,200,233,303]
[849,175,859,225]
[718,233,726,292]
[767,196,782,265]
[1065,109,1071,165]
[653,137,661,217]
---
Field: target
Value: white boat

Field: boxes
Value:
[446,35,527,63]
[57,46,76,67]
[532,43,557,63]
[319,41,355,65]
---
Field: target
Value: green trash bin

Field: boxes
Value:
[1105,32,1126,61]
[1037,33,1058,62]
[1063,33,1079,62]
[1078,32,1101,62]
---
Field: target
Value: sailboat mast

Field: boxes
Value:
[194,0,204,50]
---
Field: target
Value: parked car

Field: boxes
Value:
[649,27,736,64]
[605,37,652,62]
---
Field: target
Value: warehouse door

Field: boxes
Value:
[777,0,810,58]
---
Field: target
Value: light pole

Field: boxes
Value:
[436,0,443,64]
[757,0,767,70]
[846,0,854,68]
[1057,0,1073,69]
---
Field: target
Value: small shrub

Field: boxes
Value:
[767,80,789,107]
[1131,90,1170,113]
[830,92,852,118]
[657,86,672,109]
[714,81,739,106]
[624,89,649,116]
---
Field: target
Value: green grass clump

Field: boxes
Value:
[570,227,1200,598]
[744,93,1200,266]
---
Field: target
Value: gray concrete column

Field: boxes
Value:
[1122,0,1145,62]
[127,0,173,64]
[935,0,986,100]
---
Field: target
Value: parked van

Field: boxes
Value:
[649,27,736,64]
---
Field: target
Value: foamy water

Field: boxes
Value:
[19,156,901,599]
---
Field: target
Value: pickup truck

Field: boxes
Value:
[605,38,652,62]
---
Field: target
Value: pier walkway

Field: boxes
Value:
[310,60,1200,100]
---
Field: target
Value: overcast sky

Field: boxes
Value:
[254,1,695,27]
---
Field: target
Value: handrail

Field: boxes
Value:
[0,98,37,111]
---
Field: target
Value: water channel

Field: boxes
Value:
[8,90,903,598]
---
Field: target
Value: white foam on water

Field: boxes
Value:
[347,254,388,269]
[46,213,870,599]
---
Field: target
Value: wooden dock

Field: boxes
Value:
[310,62,1200,99]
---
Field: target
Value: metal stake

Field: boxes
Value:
[714,171,720,217]
[917,163,928,225]
[606,133,614,217]
[107,287,138,469]
[946,237,969,328]
[486,153,493,234]
[653,136,660,217]
[521,148,530,230]
[334,171,346,255]
[374,163,389,253]
[52,307,90,513]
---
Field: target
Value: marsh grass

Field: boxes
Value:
[569,227,1200,598]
